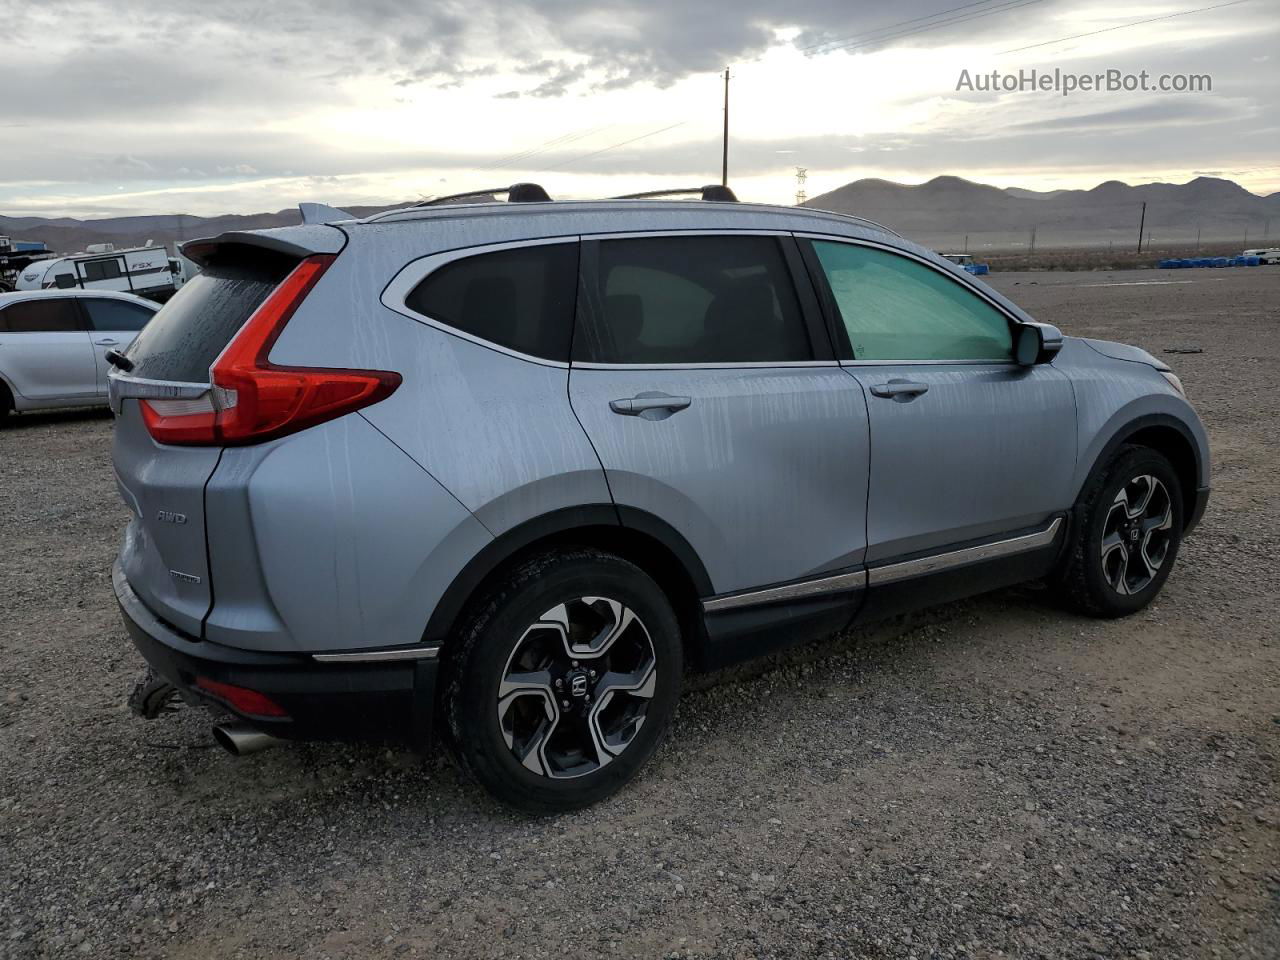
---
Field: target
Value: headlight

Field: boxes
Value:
[1160,370,1186,397]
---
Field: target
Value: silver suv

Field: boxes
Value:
[109,185,1210,811]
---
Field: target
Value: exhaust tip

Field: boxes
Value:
[212,722,280,757]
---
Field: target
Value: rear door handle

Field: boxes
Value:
[609,395,692,416]
[870,380,929,399]
[94,338,119,345]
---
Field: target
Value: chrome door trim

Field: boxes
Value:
[867,517,1064,586]
[312,646,441,663]
[381,236,579,370]
[703,569,867,613]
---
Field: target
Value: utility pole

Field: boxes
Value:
[1136,201,1146,253]
[1029,225,1037,254]
[964,234,969,254]
[1196,224,1201,251]
[721,68,730,187]
[794,167,807,207]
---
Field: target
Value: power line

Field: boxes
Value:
[481,122,616,172]
[998,0,1251,54]
[799,0,1011,56]
[537,121,690,172]
[811,0,1044,57]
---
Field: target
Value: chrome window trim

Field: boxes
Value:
[703,569,867,613]
[580,228,793,241]
[312,646,441,663]
[867,517,1063,586]
[574,360,840,371]
[839,359,1016,368]
[381,236,580,370]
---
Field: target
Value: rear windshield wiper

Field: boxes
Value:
[105,349,134,372]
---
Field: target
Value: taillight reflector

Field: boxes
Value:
[142,254,400,446]
[194,677,290,719]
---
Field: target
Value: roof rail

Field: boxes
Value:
[414,182,552,207]
[612,184,738,202]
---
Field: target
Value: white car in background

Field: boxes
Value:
[0,289,159,421]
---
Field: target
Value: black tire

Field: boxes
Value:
[441,548,682,813]
[1054,444,1185,617]
[0,381,12,424]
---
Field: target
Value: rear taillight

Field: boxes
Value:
[141,255,401,446]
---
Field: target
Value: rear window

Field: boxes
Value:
[404,242,579,362]
[122,248,294,382]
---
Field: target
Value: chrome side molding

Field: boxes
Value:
[867,517,1064,586]
[312,646,441,663]
[701,517,1064,614]
[703,569,867,613]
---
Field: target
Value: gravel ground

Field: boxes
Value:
[1,267,1277,960]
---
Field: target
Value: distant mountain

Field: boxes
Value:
[805,176,1280,250]
[0,204,402,258]
[5,177,1279,255]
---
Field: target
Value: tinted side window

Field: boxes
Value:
[84,299,154,332]
[82,259,123,282]
[404,243,579,362]
[812,241,1011,361]
[0,299,83,332]
[577,236,811,364]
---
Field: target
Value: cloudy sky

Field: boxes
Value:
[1,0,1277,217]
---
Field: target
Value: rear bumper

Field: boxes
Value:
[112,560,438,747]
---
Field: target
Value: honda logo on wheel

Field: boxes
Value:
[570,673,589,697]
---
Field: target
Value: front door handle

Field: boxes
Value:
[870,380,929,399]
[94,338,119,346]
[609,395,692,417]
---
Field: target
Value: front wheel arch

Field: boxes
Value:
[1079,414,1203,530]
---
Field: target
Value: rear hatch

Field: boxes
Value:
[110,245,303,638]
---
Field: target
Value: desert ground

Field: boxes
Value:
[1,267,1276,959]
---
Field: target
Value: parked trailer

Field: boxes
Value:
[15,245,185,302]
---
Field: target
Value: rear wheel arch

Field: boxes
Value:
[1083,414,1203,529]
[424,505,712,663]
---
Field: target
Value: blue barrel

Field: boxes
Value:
[1245,255,1261,266]
[1212,257,1229,267]
[972,263,990,275]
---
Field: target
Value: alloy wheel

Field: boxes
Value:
[496,597,657,779]
[1100,474,1174,595]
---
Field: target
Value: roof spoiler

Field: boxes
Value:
[181,225,347,267]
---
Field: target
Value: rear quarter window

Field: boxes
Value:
[403,242,579,362]
[122,248,295,382]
